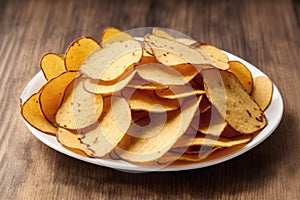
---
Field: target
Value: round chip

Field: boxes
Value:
[40,53,66,81]
[80,40,142,81]
[101,27,134,47]
[228,61,253,94]
[251,76,273,111]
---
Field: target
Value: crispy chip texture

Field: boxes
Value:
[251,76,273,111]
[80,40,142,81]
[65,37,100,71]
[228,61,253,94]
[101,27,134,47]
[40,53,66,81]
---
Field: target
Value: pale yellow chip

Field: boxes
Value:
[80,40,142,81]
[152,28,175,40]
[201,44,230,70]
[65,37,101,71]
[40,71,80,124]
[21,92,57,135]
[127,79,168,90]
[83,70,136,94]
[144,34,213,66]
[176,38,197,46]
[228,61,253,94]
[40,53,66,81]
[126,89,181,112]
[55,77,103,129]
[56,127,90,156]
[251,76,273,111]
[202,69,266,134]
[80,96,131,157]
[155,85,205,99]
[115,97,201,162]
[136,63,198,86]
[101,27,134,47]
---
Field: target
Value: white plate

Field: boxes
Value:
[20,51,283,172]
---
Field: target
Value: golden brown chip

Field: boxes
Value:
[201,44,229,70]
[56,127,90,156]
[40,53,66,81]
[40,71,80,124]
[79,96,131,157]
[80,40,142,81]
[65,37,100,71]
[83,70,136,94]
[101,27,134,47]
[115,97,201,163]
[55,77,103,129]
[126,89,181,112]
[202,69,266,134]
[251,76,273,111]
[228,61,253,94]
[21,92,57,135]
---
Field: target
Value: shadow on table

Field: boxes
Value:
[51,111,293,199]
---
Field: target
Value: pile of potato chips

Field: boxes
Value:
[21,27,273,165]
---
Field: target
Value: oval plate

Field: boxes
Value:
[20,51,283,172]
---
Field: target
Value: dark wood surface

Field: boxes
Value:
[1,0,299,199]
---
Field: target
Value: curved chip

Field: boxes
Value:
[251,76,273,111]
[152,28,175,40]
[127,89,181,112]
[201,44,229,70]
[115,97,201,163]
[56,77,103,129]
[144,34,213,66]
[155,85,205,99]
[101,27,134,47]
[40,71,80,124]
[202,69,266,134]
[40,53,66,81]
[127,79,168,90]
[65,37,101,71]
[136,63,197,86]
[176,38,197,46]
[80,40,142,81]
[21,92,57,135]
[83,70,136,94]
[228,61,253,94]
[80,96,131,157]
[56,127,90,156]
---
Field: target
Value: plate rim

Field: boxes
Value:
[20,51,284,172]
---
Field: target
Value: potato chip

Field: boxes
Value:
[155,85,205,99]
[80,96,131,157]
[152,28,175,40]
[201,44,230,70]
[127,79,168,90]
[115,97,201,162]
[136,63,198,86]
[101,27,134,47]
[21,92,57,135]
[228,61,253,94]
[176,38,197,46]
[40,71,80,124]
[56,77,103,129]
[40,53,66,81]
[191,106,227,136]
[158,146,220,163]
[251,76,273,111]
[127,89,181,112]
[65,37,100,71]
[202,69,266,134]
[80,40,142,81]
[173,134,252,148]
[83,70,136,94]
[144,34,213,66]
[56,127,90,155]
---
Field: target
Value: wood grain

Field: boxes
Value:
[0,0,299,199]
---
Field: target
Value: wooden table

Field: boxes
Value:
[1,0,299,199]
